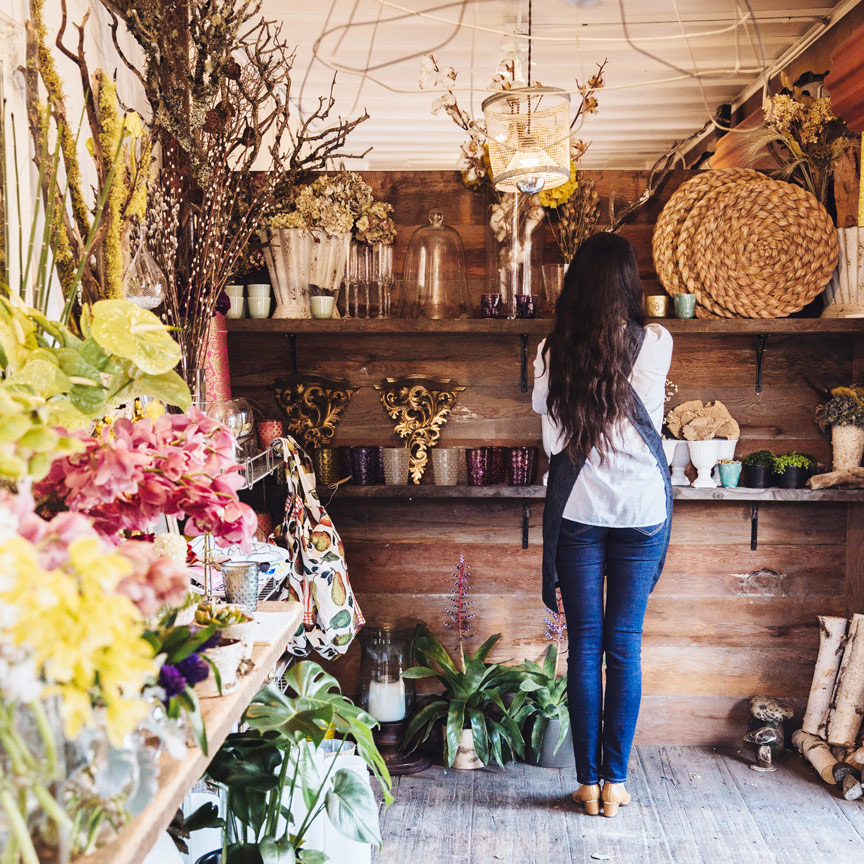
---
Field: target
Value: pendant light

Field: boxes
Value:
[482,0,571,194]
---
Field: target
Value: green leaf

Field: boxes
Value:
[325,768,382,846]
[444,699,466,767]
[468,707,490,766]
[281,662,341,701]
[414,630,457,675]
[519,678,543,692]
[184,801,223,832]
[542,644,558,679]
[296,850,328,864]
[471,633,502,664]
[89,299,181,375]
[176,688,208,756]
[108,366,191,411]
[7,355,71,399]
[400,666,437,680]
[259,837,296,864]
[530,715,548,761]
[403,700,448,752]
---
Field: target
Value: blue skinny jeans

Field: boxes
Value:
[556,518,667,785]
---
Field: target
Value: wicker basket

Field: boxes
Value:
[652,168,767,311]
[196,639,245,698]
[682,180,838,318]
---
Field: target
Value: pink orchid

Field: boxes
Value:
[115,540,191,617]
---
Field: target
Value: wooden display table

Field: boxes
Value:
[77,601,302,864]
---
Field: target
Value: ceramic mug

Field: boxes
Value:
[248,297,271,319]
[226,295,245,319]
[674,293,696,318]
[246,283,271,298]
[718,461,742,488]
[310,295,335,319]
[226,283,245,297]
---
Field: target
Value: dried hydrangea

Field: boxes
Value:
[355,201,396,245]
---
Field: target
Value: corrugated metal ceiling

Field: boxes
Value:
[265,0,854,169]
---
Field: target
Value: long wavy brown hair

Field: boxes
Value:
[542,232,646,463]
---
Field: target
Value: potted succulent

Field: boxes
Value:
[742,450,775,488]
[512,644,572,768]
[772,453,816,489]
[192,661,392,864]
[815,386,864,471]
[717,459,743,489]
[402,629,526,769]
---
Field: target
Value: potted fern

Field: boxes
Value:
[402,556,526,769]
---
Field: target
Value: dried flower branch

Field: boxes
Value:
[546,171,599,263]
[444,554,475,672]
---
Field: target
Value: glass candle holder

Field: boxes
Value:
[481,293,502,319]
[350,446,383,485]
[382,447,409,485]
[256,420,284,451]
[508,446,538,486]
[312,448,343,486]
[359,620,421,724]
[432,448,462,485]
[515,294,538,319]
[489,446,508,484]
[466,447,491,486]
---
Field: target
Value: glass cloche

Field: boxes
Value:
[402,208,469,319]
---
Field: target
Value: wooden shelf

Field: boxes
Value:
[226,317,864,336]
[77,602,303,864]
[325,484,864,503]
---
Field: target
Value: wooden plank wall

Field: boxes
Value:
[229,170,853,746]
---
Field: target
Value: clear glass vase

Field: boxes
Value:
[487,194,544,318]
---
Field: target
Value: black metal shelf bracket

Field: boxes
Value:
[520,333,529,393]
[288,333,298,373]
[522,502,530,549]
[755,334,769,394]
[750,503,759,550]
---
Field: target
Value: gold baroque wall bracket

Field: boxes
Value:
[374,376,466,483]
[274,374,359,451]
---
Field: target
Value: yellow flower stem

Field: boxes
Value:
[32,783,72,832]
[0,789,40,864]
[30,700,58,778]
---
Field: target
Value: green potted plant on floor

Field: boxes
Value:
[191,661,392,864]
[772,453,816,489]
[511,598,572,768]
[815,385,864,472]
[742,450,775,488]
[402,555,526,769]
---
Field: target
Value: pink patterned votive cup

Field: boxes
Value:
[466,447,491,486]
[508,446,538,486]
[256,420,284,451]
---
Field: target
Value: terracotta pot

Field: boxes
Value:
[832,424,864,472]
[451,728,483,770]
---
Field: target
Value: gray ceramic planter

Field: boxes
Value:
[538,718,575,769]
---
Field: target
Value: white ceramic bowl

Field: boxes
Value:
[248,297,272,319]
[310,295,335,319]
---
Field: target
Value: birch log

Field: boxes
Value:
[793,730,839,783]
[827,614,864,747]
[802,616,848,736]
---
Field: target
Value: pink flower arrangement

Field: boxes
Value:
[114,540,190,617]
[35,408,256,549]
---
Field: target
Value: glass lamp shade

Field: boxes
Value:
[402,209,469,319]
[358,619,421,724]
[482,86,571,194]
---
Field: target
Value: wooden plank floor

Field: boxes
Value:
[374,746,864,864]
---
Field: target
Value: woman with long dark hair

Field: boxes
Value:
[533,232,673,818]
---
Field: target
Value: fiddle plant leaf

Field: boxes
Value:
[325,768,382,846]
[259,837,296,864]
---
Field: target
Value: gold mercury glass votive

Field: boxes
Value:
[646,295,670,317]
[313,448,342,486]
[432,448,462,486]
[382,448,410,485]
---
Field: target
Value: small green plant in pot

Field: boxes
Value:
[772,453,816,489]
[741,450,774,488]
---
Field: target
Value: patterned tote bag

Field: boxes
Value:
[277,437,364,660]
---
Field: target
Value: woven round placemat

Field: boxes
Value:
[652,168,767,300]
[676,180,762,318]
[688,180,839,318]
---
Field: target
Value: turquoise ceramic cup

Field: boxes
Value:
[718,461,742,488]
[674,293,696,318]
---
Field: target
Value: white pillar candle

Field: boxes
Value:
[367,675,407,723]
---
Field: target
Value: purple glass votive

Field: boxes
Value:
[489,446,508,485]
[350,446,383,485]
[466,447,491,486]
[508,446,538,486]
[515,294,538,319]
[481,293,502,319]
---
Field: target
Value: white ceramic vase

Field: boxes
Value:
[662,439,691,486]
[264,228,312,319]
[832,424,864,471]
[309,230,350,317]
[687,439,720,488]
[823,227,864,317]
